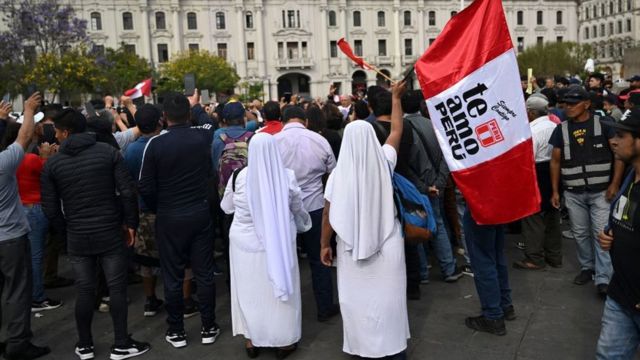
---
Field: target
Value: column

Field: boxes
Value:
[236,4,247,80]
[340,3,350,79]
[139,6,152,63]
[393,5,401,78]
[417,2,426,56]
[320,3,329,87]
[255,6,267,78]
[172,7,182,53]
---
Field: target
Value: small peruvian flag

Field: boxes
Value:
[124,78,152,99]
[415,0,540,224]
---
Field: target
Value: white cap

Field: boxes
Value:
[17,112,45,124]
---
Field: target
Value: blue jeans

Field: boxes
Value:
[564,190,613,285]
[418,196,456,279]
[302,209,334,316]
[463,209,512,320]
[456,189,471,265]
[596,297,640,359]
[23,204,49,303]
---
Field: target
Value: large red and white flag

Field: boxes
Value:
[415,0,540,224]
[124,78,152,99]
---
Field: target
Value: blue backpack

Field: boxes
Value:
[391,171,437,244]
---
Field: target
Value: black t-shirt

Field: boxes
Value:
[373,119,413,179]
[608,175,640,313]
[548,116,615,149]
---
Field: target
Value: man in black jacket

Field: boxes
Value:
[41,109,149,360]
[138,92,220,349]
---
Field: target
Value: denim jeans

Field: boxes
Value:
[564,190,613,285]
[456,189,471,265]
[302,209,334,316]
[23,204,49,302]
[418,195,456,279]
[596,297,640,359]
[70,244,129,347]
[463,209,512,320]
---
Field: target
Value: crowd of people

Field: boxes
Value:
[0,69,638,360]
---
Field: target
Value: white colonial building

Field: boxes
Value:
[7,0,579,98]
[578,0,638,79]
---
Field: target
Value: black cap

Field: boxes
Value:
[602,108,640,135]
[563,86,590,104]
[135,104,162,134]
[627,75,640,82]
[282,106,306,122]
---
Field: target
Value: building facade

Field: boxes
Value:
[9,0,579,98]
[578,0,637,79]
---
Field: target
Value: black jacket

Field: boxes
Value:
[41,133,138,255]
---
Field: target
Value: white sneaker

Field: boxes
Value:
[165,330,187,348]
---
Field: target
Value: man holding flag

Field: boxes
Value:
[416,0,539,335]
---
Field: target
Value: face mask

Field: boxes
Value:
[41,124,57,144]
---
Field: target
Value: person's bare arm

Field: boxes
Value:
[16,92,42,150]
[320,201,334,266]
[385,81,407,153]
[606,159,625,202]
[550,148,562,209]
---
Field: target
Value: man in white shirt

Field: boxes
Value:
[274,106,339,322]
[513,95,563,270]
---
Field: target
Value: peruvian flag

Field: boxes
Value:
[337,38,370,70]
[415,0,540,224]
[124,78,152,99]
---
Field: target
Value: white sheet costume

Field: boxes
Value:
[324,120,410,357]
[221,133,311,347]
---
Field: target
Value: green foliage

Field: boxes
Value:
[159,50,239,93]
[238,81,264,103]
[100,45,153,96]
[517,42,593,77]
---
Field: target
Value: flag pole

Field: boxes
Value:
[362,60,396,84]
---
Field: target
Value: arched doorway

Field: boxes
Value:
[352,70,367,96]
[277,73,311,99]
[376,69,391,88]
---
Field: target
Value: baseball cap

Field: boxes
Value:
[602,108,640,135]
[627,75,640,82]
[135,104,162,134]
[525,95,549,113]
[562,86,590,104]
[222,101,245,121]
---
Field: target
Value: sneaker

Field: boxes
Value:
[98,297,110,313]
[465,315,506,336]
[4,342,51,360]
[183,300,199,319]
[31,298,63,312]
[503,305,516,321]
[444,267,464,283]
[143,298,163,317]
[165,330,187,348]
[461,264,474,277]
[562,230,574,239]
[574,269,595,285]
[75,344,94,360]
[110,337,150,360]
[201,324,221,345]
[420,277,430,285]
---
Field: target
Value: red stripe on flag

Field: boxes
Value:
[416,0,514,99]
[337,38,369,69]
[451,139,541,225]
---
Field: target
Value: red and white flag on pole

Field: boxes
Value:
[415,0,540,224]
[124,78,152,99]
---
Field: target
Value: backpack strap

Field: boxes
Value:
[232,166,245,192]
[406,119,442,176]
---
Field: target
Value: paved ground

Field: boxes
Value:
[23,232,640,360]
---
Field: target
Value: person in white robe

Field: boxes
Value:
[320,81,410,359]
[221,133,311,359]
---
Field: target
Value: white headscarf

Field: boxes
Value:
[324,120,396,261]
[246,133,295,301]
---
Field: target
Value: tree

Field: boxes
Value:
[238,81,264,103]
[517,42,593,77]
[99,45,153,96]
[159,50,239,94]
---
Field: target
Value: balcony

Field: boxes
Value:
[402,55,417,64]
[275,57,314,69]
[376,55,394,66]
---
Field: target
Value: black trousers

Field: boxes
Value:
[156,209,216,332]
[405,243,421,295]
[0,235,33,354]
[70,244,128,347]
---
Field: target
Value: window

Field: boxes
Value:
[302,41,308,58]
[378,39,387,56]
[428,11,436,26]
[123,12,133,30]
[245,11,253,29]
[93,44,105,55]
[157,44,168,63]
[377,11,385,27]
[404,38,413,56]
[618,0,623,12]
[287,10,296,28]
[429,38,436,46]
[593,5,597,17]
[404,11,411,26]
[297,10,301,27]
[156,12,166,30]
[593,25,597,37]
[353,11,361,27]
[601,3,605,15]
[354,40,363,56]
[586,7,590,19]
[246,42,255,60]
[187,12,197,30]
[609,44,614,57]
[600,24,605,37]
[517,37,524,52]
[627,19,632,32]
[610,1,614,14]
[451,11,457,17]
[617,20,623,33]
[556,36,563,42]
[556,11,563,25]
[216,12,225,29]
[277,42,283,59]
[124,44,136,54]
[286,42,297,59]
[537,36,544,45]
[628,0,632,10]
[90,12,102,31]
[188,43,199,52]
[536,11,543,25]
[217,43,227,59]
[330,41,337,57]
[328,10,336,26]
[517,11,523,25]
[585,27,590,39]
[609,22,614,35]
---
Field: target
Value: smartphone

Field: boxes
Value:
[85,101,96,117]
[2,93,10,103]
[184,73,196,96]
[283,92,292,103]
[201,89,211,104]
